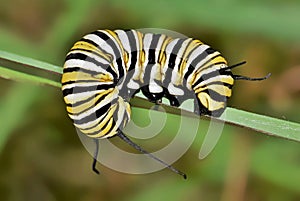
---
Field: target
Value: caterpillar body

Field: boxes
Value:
[61,29,269,179]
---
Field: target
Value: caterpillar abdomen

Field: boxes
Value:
[61,29,269,178]
[62,29,233,138]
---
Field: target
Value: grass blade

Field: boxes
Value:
[0,50,299,142]
[220,108,300,142]
[0,66,60,88]
[0,50,62,74]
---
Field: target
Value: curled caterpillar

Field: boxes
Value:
[61,29,270,179]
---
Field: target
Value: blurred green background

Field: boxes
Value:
[0,0,300,200]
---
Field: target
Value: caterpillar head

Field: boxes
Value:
[194,61,271,117]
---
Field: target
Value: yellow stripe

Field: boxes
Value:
[71,41,112,62]
[137,31,144,68]
[106,30,129,69]
[66,88,114,114]
[198,92,225,111]
[179,39,203,76]
[93,117,114,138]
[200,55,227,70]
[93,73,114,82]
[191,69,234,89]
[106,29,123,49]
[82,103,118,136]
[158,36,172,67]
[194,84,232,97]
[103,125,118,138]
[125,101,131,117]
[195,54,227,76]
[221,76,234,85]
[61,71,99,84]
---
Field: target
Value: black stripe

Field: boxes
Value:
[62,79,101,86]
[204,47,216,54]
[62,83,114,97]
[67,90,113,116]
[191,71,219,88]
[73,102,111,125]
[183,47,216,81]
[148,34,161,64]
[73,99,117,125]
[143,34,161,85]
[195,53,223,73]
[64,52,118,82]
[126,30,138,72]
[99,103,119,136]
[121,30,140,96]
[86,115,117,136]
[79,38,113,64]
[168,40,185,69]
[80,38,102,50]
[63,66,99,76]
[205,81,233,89]
[191,69,232,89]
[177,39,193,75]
[68,48,107,60]
[80,100,119,134]
[163,38,186,86]
[200,61,227,73]
[66,94,97,107]
[201,89,227,103]
[92,31,125,82]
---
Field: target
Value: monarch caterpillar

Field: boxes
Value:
[62,29,270,179]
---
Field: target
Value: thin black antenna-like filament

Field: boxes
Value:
[117,131,187,179]
[223,61,271,81]
[233,73,271,81]
[227,61,247,69]
[92,139,100,174]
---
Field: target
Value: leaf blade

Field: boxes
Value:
[0,50,299,142]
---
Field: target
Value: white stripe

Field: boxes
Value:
[186,52,223,87]
[115,30,132,70]
[84,33,115,56]
[169,38,192,86]
[184,44,210,75]
[105,98,126,138]
[184,44,211,88]
[143,33,153,51]
[196,63,226,77]
[128,31,143,82]
[149,35,167,85]
[85,32,122,77]
[66,49,111,64]
[64,58,110,74]
[161,38,179,75]
[167,83,184,95]
[75,112,106,130]
[62,81,113,91]
[69,90,118,120]
[97,30,126,77]
[115,30,131,52]
[193,74,231,87]
[64,88,114,104]
[127,79,141,90]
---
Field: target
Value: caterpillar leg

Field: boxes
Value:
[92,139,100,174]
[116,131,187,179]
[141,86,164,103]
[165,94,180,107]
[164,90,180,107]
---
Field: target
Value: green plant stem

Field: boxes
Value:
[0,50,299,142]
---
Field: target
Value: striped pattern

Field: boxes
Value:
[62,29,234,139]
